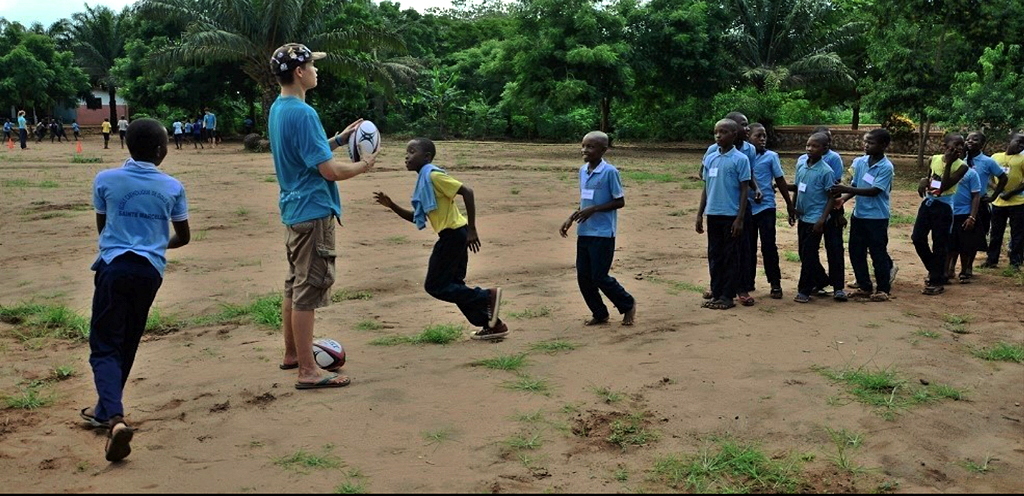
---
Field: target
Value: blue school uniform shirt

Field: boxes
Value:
[268,95,338,226]
[967,152,1005,195]
[749,149,784,215]
[794,159,834,223]
[703,146,751,216]
[577,160,624,238]
[3,122,10,132]
[72,122,80,132]
[705,141,757,170]
[952,167,981,215]
[203,112,216,130]
[849,155,894,220]
[798,150,844,183]
[92,158,189,277]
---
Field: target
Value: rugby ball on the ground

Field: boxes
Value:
[312,338,346,370]
[348,120,380,162]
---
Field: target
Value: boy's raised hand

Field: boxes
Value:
[373,191,393,209]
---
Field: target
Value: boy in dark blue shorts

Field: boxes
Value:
[374,138,508,339]
[560,131,636,325]
[82,118,190,461]
[696,119,751,310]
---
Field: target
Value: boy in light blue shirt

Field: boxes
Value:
[696,119,750,310]
[560,131,636,325]
[792,133,838,303]
[742,123,794,300]
[965,131,1008,259]
[833,129,895,301]
[84,118,190,462]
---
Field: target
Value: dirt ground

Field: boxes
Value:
[0,136,1022,493]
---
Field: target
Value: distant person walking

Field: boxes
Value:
[117,116,129,148]
[17,110,27,149]
[101,118,112,149]
[203,108,217,146]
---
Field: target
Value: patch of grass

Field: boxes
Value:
[825,427,866,473]
[890,213,916,225]
[236,207,250,216]
[70,155,102,164]
[472,353,529,371]
[274,446,342,473]
[217,293,283,328]
[422,427,454,445]
[2,178,31,187]
[668,209,691,217]
[510,187,520,195]
[511,410,545,423]
[334,481,367,494]
[913,329,940,339]
[621,170,683,183]
[651,437,803,493]
[39,180,58,188]
[608,413,658,449]
[0,302,89,341]
[370,324,463,346]
[505,431,543,450]
[51,365,76,381]
[332,289,373,302]
[863,322,882,329]
[943,314,972,334]
[368,335,409,346]
[385,235,408,244]
[146,307,181,334]
[972,342,1024,363]
[647,276,704,295]
[961,456,995,474]
[815,365,965,419]
[193,230,208,241]
[264,176,277,182]
[592,386,624,404]
[784,251,801,263]
[998,266,1024,285]
[502,374,551,395]
[354,320,384,331]
[4,384,53,410]
[506,306,551,319]
[613,467,629,482]
[530,339,577,353]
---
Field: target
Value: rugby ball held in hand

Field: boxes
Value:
[348,120,380,162]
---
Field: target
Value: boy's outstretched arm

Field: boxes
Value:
[168,220,190,249]
[457,185,481,253]
[373,191,414,223]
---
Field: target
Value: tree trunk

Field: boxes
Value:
[599,97,610,135]
[260,85,276,134]
[917,116,931,170]
[108,86,117,125]
[851,98,860,131]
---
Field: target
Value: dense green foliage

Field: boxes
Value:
[1,0,1020,151]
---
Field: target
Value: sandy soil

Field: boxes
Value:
[0,136,1022,493]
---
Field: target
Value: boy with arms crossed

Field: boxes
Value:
[832,129,895,301]
[82,118,190,461]
[696,120,750,310]
[374,138,508,338]
[559,131,637,325]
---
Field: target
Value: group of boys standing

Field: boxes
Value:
[697,113,1024,309]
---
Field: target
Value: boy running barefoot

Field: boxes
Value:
[560,131,636,325]
[374,138,507,340]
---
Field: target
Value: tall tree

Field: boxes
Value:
[138,0,408,129]
[943,43,1024,140]
[69,5,130,125]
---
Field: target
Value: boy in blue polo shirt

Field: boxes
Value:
[832,129,895,301]
[792,133,838,303]
[743,123,794,300]
[82,118,190,462]
[696,119,750,310]
[965,131,1008,263]
[800,126,847,299]
[913,133,969,295]
[559,131,636,325]
[946,162,982,283]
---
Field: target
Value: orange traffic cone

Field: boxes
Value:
[6,138,13,150]
[76,140,83,154]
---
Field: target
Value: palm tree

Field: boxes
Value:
[138,0,413,129]
[725,0,860,91]
[69,5,129,126]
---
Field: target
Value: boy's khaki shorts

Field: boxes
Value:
[284,216,336,310]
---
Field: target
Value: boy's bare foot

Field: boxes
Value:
[621,305,636,326]
[584,316,609,326]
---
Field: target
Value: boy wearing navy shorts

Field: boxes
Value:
[82,118,190,461]
[374,138,508,339]
[696,119,751,310]
[559,131,636,325]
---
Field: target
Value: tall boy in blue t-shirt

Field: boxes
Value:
[792,133,838,303]
[743,123,794,300]
[696,119,751,310]
[559,131,636,325]
[832,129,895,301]
[965,131,1008,260]
[946,163,981,283]
[83,119,190,462]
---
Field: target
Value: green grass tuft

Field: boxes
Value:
[0,302,89,341]
[502,374,551,395]
[651,437,803,493]
[529,339,577,353]
[608,413,658,449]
[506,307,551,319]
[354,320,384,331]
[816,365,965,419]
[274,447,342,473]
[369,324,464,346]
[332,289,374,302]
[473,353,529,371]
[784,251,801,263]
[218,293,283,328]
[592,386,624,404]
[972,342,1024,363]
[4,384,53,410]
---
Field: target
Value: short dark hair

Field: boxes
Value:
[411,137,436,159]
[813,126,831,135]
[967,131,986,145]
[126,118,168,162]
[808,132,830,146]
[748,122,766,131]
[944,133,964,145]
[866,128,891,147]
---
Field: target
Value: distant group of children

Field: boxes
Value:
[169,109,219,150]
[696,112,1024,310]
[3,116,80,148]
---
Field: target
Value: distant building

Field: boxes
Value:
[53,89,129,126]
